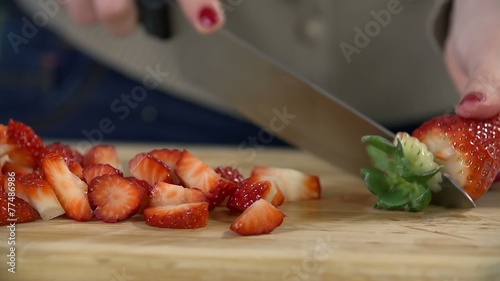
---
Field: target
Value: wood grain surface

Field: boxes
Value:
[1,143,499,281]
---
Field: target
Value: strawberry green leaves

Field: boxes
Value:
[360,135,441,212]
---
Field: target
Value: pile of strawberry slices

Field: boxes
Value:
[0,120,321,236]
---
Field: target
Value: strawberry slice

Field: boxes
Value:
[230,199,285,236]
[1,161,33,176]
[215,166,245,185]
[148,149,183,185]
[0,190,40,226]
[144,202,209,229]
[42,142,83,164]
[251,166,321,202]
[6,120,45,168]
[22,177,65,221]
[67,159,84,179]
[83,145,121,170]
[88,174,142,223]
[128,153,173,186]
[150,182,207,207]
[227,176,284,212]
[2,176,30,204]
[82,164,123,184]
[41,153,93,221]
[126,177,151,213]
[412,114,500,200]
[0,124,13,157]
[175,150,237,208]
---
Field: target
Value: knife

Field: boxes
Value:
[137,0,476,209]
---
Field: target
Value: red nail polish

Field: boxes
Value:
[198,6,218,28]
[459,92,484,106]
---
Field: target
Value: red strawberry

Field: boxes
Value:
[227,176,284,212]
[144,202,209,229]
[175,150,237,208]
[251,166,321,202]
[82,164,123,184]
[149,182,207,207]
[41,153,93,221]
[230,199,285,236]
[42,142,83,164]
[2,175,30,204]
[0,190,40,226]
[0,124,13,156]
[1,161,33,176]
[83,145,121,170]
[128,153,173,186]
[22,177,65,220]
[125,177,151,213]
[6,120,45,168]
[148,149,183,185]
[67,159,84,179]
[88,175,142,223]
[412,114,500,200]
[215,166,245,185]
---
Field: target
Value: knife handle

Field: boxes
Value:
[137,0,173,39]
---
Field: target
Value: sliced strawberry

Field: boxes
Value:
[82,164,123,184]
[148,149,183,185]
[251,166,321,202]
[67,159,84,179]
[22,177,65,220]
[215,166,245,185]
[42,142,83,164]
[175,150,237,208]
[41,153,93,221]
[88,174,142,223]
[128,153,173,186]
[227,176,284,212]
[149,182,207,207]
[0,124,13,157]
[6,120,45,168]
[1,161,33,176]
[2,175,30,204]
[0,190,40,226]
[83,145,121,170]
[230,199,285,236]
[412,114,500,200]
[126,177,151,213]
[144,202,209,229]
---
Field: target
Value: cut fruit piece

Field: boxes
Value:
[83,145,121,170]
[126,177,151,213]
[230,199,285,236]
[41,142,83,164]
[128,153,173,187]
[2,176,30,204]
[149,182,207,207]
[0,191,40,226]
[251,166,321,202]
[175,150,237,208]
[144,202,209,229]
[227,175,284,212]
[6,120,45,168]
[82,164,123,184]
[41,153,93,221]
[88,175,142,223]
[1,161,33,176]
[22,178,65,220]
[215,166,245,185]
[148,149,183,185]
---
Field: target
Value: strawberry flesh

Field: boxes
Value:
[144,202,209,229]
[227,175,284,212]
[0,190,40,226]
[230,199,285,236]
[128,153,173,187]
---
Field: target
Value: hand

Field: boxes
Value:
[63,0,225,37]
[445,0,500,119]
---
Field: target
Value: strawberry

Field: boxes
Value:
[6,120,45,168]
[83,145,121,170]
[251,166,321,202]
[0,124,13,156]
[215,166,245,185]
[230,199,285,236]
[175,150,237,208]
[128,153,173,186]
[67,159,84,179]
[412,114,500,200]
[144,202,209,229]
[227,176,284,212]
[82,164,123,184]
[149,182,207,207]
[88,175,142,223]
[147,149,183,185]
[2,175,30,204]
[41,153,93,221]
[125,177,151,213]
[42,142,83,164]
[22,177,65,221]
[1,161,33,176]
[0,190,40,226]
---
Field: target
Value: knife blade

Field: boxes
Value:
[138,1,476,209]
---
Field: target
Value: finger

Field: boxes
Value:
[65,0,97,25]
[444,40,468,94]
[92,0,138,37]
[176,0,225,34]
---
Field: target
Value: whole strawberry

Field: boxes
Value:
[412,114,500,200]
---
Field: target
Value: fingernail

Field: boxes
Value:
[198,6,218,29]
[459,92,485,106]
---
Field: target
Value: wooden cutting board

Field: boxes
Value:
[1,143,499,281]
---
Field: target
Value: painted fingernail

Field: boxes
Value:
[459,92,485,106]
[198,6,219,29]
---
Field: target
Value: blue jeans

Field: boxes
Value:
[0,1,288,147]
